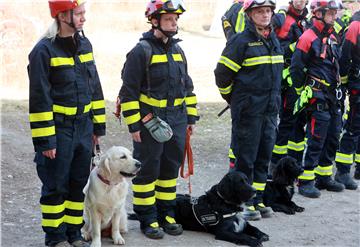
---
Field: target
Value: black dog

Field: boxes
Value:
[175,171,269,247]
[263,157,305,214]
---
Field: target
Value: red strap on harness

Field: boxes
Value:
[180,128,194,194]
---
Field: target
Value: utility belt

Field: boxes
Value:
[307,100,330,112]
[307,76,342,101]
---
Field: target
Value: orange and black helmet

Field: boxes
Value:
[48,0,85,18]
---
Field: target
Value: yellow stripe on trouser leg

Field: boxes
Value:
[314,165,333,176]
[252,182,266,191]
[355,154,360,163]
[335,152,354,164]
[299,170,315,180]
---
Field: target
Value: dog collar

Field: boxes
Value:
[97,173,117,186]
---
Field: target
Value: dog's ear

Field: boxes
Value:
[273,159,288,185]
[98,156,111,177]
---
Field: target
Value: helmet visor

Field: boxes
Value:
[163,0,186,12]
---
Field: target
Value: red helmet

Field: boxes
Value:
[310,0,342,12]
[145,0,186,20]
[243,0,276,12]
[48,0,85,18]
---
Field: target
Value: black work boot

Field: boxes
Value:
[335,172,358,190]
[160,216,183,236]
[141,222,165,239]
[354,164,360,180]
[298,180,321,198]
[315,176,345,192]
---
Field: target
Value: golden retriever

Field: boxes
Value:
[82,146,141,247]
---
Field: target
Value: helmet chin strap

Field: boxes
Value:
[314,10,333,33]
[62,9,77,31]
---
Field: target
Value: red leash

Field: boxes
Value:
[180,128,194,195]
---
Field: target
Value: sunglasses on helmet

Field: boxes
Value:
[252,0,276,6]
[163,0,186,12]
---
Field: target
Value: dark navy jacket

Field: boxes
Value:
[119,31,198,133]
[339,11,360,90]
[28,33,106,152]
[214,20,284,116]
[222,2,246,40]
[290,20,341,100]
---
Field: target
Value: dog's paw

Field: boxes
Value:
[113,233,125,245]
[295,206,305,212]
[90,238,101,247]
[284,209,296,215]
[248,239,263,247]
[259,233,269,242]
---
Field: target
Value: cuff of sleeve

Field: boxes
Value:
[187,115,200,124]
[33,137,57,152]
[128,122,141,133]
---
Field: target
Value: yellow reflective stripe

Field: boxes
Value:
[42,217,64,228]
[50,57,74,67]
[172,54,183,62]
[252,182,266,191]
[273,145,287,154]
[335,152,353,164]
[151,54,168,64]
[42,201,83,214]
[295,86,304,95]
[29,112,53,122]
[219,83,233,95]
[287,141,305,151]
[124,112,141,125]
[31,126,55,138]
[93,114,106,124]
[121,101,140,111]
[174,98,185,106]
[185,96,197,105]
[133,196,156,205]
[341,76,348,84]
[314,165,333,176]
[334,21,342,34]
[355,154,360,163]
[132,182,155,192]
[282,67,290,80]
[84,103,92,113]
[155,191,176,200]
[242,55,284,66]
[156,179,177,188]
[78,52,93,63]
[53,104,77,115]
[41,203,65,214]
[219,56,241,72]
[64,215,83,225]
[289,42,296,52]
[92,100,105,110]
[139,94,167,108]
[228,148,235,159]
[298,170,315,180]
[235,8,245,33]
[187,107,198,116]
[165,216,176,224]
[150,222,159,228]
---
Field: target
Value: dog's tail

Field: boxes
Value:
[128,213,139,221]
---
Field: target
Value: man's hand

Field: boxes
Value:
[92,134,100,146]
[131,131,142,142]
[42,149,56,159]
[187,125,195,136]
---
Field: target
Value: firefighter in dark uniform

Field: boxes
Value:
[119,0,199,239]
[28,1,106,246]
[335,11,360,188]
[215,0,283,220]
[222,0,246,40]
[291,0,345,198]
[270,0,309,167]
